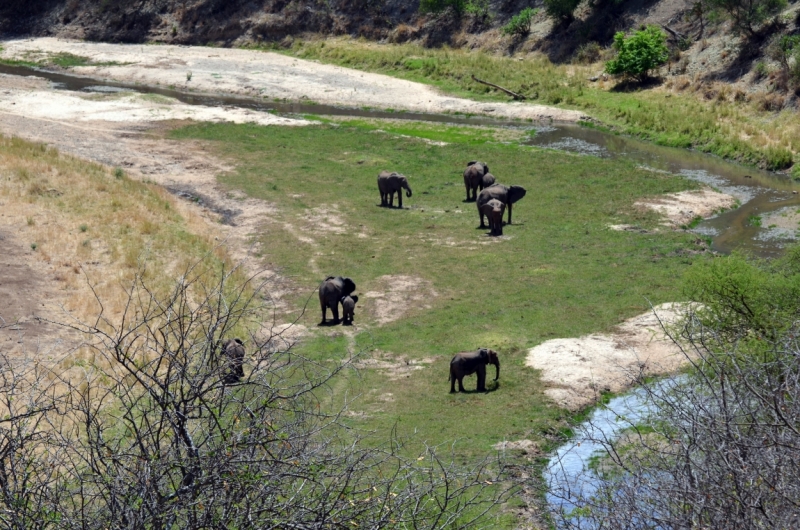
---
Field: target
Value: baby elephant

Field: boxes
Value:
[480,198,505,236]
[341,294,359,325]
[449,348,500,393]
[222,338,245,384]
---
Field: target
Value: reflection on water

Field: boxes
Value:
[527,125,800,258]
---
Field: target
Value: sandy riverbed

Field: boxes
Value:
[0,37,586,122]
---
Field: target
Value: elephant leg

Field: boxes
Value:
[320,302,327,324]
[477,366,486,391]
[398,193,403,209]
[389,192,394,207]
[458,376,466,392]
[465,187,470,202]
[479,210,486,229]
[507,204,513,225]
[450,372,456,393]
[332,304,340,323]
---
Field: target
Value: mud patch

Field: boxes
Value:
[493,439,541,457]
[635,188,736,229]
[354,351,437,381]
[526,303,691,411]
[302,205,347,234]
[362,275,438,325]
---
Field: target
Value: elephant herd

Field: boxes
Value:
[378,161,527,237]
[223,160,516,393]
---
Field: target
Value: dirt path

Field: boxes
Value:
[0,38,586,123]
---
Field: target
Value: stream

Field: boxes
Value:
[2,62,798,523]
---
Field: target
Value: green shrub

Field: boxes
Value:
[574,42,603,63]
[764,145,793,170]
[753,60,768,80]
[605,25,669,82]
[543,0,581,22]
[767,34,800,88]
[419,0,467,14]
[464,0,491,20]
[501,8,537,37]
[707,0,786,35]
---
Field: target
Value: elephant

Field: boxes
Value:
[480,198,505,236]
[449,348,500,393]
[222,338,245,384]
[341,294,359,325]
[476,184,527,228]
[378,170,412,208]
[318,276,356,324]
[463,161,491,201]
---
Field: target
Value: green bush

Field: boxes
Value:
[419,0,478,14]
[767,34,800,88]
[707,0,786,35]
[605,25,669,82]
[501,8,537,37]
[543,0,581,22]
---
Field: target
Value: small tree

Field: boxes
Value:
[605,25,670,82]
[502,8,537,37]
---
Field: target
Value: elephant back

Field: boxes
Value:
[477,184,509,208]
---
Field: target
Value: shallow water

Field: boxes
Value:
[526,125,800,258]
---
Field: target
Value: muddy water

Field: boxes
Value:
[3,63,798,256]
[527,125,800,258]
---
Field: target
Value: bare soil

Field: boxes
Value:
[362,274,438,326]
[0,38,586,123]
[633,188,737,229]
[526,303,692,411]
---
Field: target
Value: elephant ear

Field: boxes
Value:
[478,348,489,362]
[508,185,527,203]
[351,295,359,304]
[234,338,244,346]
[467,160,478,167]
[343,277,356,295]
[482,163,489,174]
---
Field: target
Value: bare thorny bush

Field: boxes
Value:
[0,259,509,529]
[547,252,800,529]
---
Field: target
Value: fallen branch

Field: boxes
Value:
[471,75,526,101]
[661,24,686,41]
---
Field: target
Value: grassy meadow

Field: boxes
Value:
[170,118,706,458]
[274,39,800,171]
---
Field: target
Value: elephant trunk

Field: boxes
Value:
[405,184,413,198]
[493,359,500,381]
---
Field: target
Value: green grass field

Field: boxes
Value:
[169,119,705,468]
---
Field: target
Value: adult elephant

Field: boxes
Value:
[449,348,500,393]
[476,184,527,228]
[378,170,412,208]
[222,338,245,384]
[318,276,356,324]
[463,161,491,202]
[480,198,505,236]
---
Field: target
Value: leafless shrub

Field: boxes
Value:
[547,308,800,529]
[0,260,509,528]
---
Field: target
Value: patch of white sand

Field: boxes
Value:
[634,188,736,228]
[0,38,586,122]
[526,303,691,411]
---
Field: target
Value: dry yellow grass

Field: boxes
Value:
[0,135,236,365]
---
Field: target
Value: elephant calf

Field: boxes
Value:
[480,198,505,236]
[319,275,356,324]
[378,170,412,208]
[222,338,245,384]
[476,184,527,228]
[449,348,500,393]
[341,294,359,325]
[463,161,491,202]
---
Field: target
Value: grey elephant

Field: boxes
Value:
[463,161,492,202]
[222,338,245,384]
[378,170,412,208]
[318,276,356,324]
[476,184,527,228]
[480,198,505,236]
[449,348,500,393]
[341,294,359,325]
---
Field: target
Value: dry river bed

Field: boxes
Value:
[0,41,738,410]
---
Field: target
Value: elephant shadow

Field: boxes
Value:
[377,203,408,209]
[317,319,342,327]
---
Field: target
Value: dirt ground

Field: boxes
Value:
[0,38,586,123]
[634,188,737,228]
[525,303,692,411]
